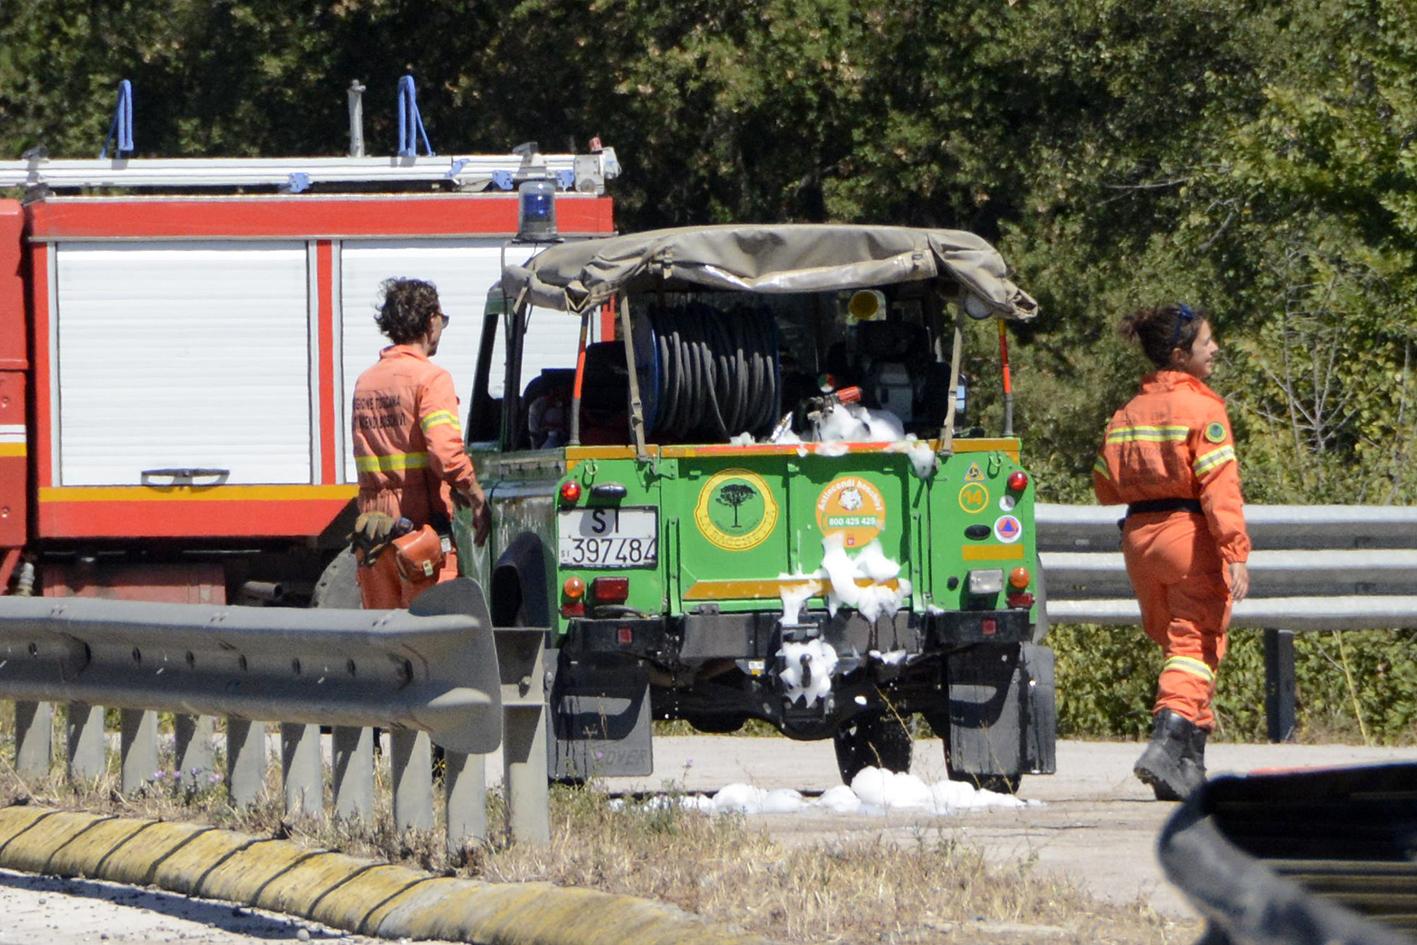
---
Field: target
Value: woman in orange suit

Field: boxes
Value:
[1093,303,1250,800]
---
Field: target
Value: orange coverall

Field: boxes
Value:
[1093,370,1250,730]
[352,344,479,608]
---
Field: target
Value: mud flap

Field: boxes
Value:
[547,650,653,779]
[946,642,1056,779]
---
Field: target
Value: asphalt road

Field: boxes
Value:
[3,736,1412,940]
[600,735,1417,918]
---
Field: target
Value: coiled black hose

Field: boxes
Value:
[643,302,779,442]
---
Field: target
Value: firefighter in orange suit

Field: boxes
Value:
[1093,303,1251,800]
[351,278,490,609]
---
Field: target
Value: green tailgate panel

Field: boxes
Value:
[663,449,926,614]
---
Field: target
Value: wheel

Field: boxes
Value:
[311,546,362,609]
[832,711,913,785]
[947,766,1021,795]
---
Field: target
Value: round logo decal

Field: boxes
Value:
[815,476,888,548]
[695,469,779,551]
[958,482,990,515]
[1204,421,1227,444]
[994,514,1023,543]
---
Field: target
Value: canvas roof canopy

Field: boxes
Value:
[502,223,1038,321]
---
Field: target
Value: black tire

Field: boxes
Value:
[832,711,913,785]
[311,546,362,609]
[945,763,1021,795]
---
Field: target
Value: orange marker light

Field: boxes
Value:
[1009,567,1030,590]
[563,576,586,600]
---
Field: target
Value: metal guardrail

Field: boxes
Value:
[1038,503,1417,740]
[0,578,551,849]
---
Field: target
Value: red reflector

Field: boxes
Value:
[1007,592,1035,609]
[616,626,634,646]
[591,576,629,604]
[1007,470,1029,492]
[560,480,582,504]
[560,601,585,618]
[981,618,998,636]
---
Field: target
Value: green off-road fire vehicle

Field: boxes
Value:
[455,224,1054,790]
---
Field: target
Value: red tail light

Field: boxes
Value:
[560,480,582,504]
[1007,471,1029,492]
[1007,592,1035,609]
[591,576,629,604]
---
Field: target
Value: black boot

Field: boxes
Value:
[1187,724,1208,784]
[1134,710,1205,801]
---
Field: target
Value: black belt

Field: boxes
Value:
[1125,498,1203,519]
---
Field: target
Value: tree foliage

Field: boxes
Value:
[3,0,1414,739]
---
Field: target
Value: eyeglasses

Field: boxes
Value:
[1170,303,1195,348]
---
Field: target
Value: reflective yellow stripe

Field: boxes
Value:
[355,451,429,473]
[419,410,460,433]
[1163,655,1215,682]
[1092,455,1111,480]
[1106,424,1190,444]
[1193,445,1236,476]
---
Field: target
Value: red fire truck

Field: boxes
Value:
[0,150,617,605]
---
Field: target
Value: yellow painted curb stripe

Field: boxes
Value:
[961,544,1026,561]
[39,485,356,503]
[0,807,771,945]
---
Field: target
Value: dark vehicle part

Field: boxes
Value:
[833,710,913,785]
[1159,762,1417,945]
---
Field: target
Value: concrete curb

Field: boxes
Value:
[0,806,770,945]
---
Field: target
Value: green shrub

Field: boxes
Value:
[1051,624,1417,745]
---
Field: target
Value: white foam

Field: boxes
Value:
[632,768,1033,817]
[776,639,838,707]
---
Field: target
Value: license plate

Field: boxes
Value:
[558,507,659,568]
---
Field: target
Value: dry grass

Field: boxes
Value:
[0,727,1195,945]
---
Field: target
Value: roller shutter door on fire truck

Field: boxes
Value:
[55,241,313,486]
[338,240,583,481]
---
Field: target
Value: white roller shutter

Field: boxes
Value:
[339,240,586,482]
[54,241,312,486]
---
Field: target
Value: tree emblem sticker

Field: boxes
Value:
[695,469,779,551]
[815,476,888,548]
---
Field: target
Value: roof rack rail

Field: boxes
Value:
[0,151,619,195]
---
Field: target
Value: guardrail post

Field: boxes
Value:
[119,709,158,794]
[443,750,486,854]
[14,701,53,777]
[1263,628,1297,743]
[332,725,374,821]
[175,714,215,789]
[226,717,267,807]
[280,722,323,816]
[495,627,549,845]
[66,702,106,781]
[391,730,433,832]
